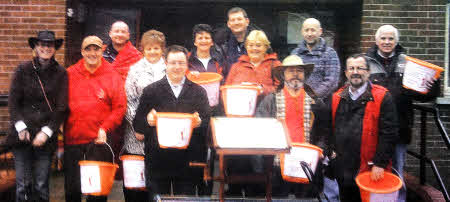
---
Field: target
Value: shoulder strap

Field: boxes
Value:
[32,61,53,112]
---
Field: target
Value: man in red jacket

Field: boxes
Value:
[64,36,126,202]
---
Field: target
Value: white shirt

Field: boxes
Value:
[198,57,211,71]
[349,82,368,101]
[167,76,186,98]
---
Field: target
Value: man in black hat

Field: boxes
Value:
[8,30,67,202]
[256,55,328,198]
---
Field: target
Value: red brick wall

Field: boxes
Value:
[0,0,66,133]
[361,0,446,67]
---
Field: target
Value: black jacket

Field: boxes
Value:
[329,84,398,186]
[8,57,68,150]
[366,45,440,144]
[133,77,211,183]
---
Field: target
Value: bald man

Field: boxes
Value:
[291,18,341,201]
[103,21,142,79]
[291,18,340,98]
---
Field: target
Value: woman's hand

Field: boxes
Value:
[193,112,201,128]
[18,129,31,142]
[32,131,48,147]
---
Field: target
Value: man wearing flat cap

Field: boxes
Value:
[8,30,67,202]
[64,36,126,202]
[256,55,328,198]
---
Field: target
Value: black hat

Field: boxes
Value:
[28,30,63,50]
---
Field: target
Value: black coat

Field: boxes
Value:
[329,84,398,186]
[133,77,211,183]
[366,45,440,144]
[7,57,68,150]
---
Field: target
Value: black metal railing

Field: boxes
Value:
[411,103,450,202]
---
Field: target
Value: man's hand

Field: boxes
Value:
[95,128,107,144]
[370,166,384,181]
[193,112,201,128]
[32,131,48,147]
[147,109,157,126]
[425,77,438,90]
[18,129,31,142]
[135,132,145,141]
[189,71,200,77]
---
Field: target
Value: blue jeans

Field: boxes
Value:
[13,146,53,202]
[393,143,407,202]
[323,176,340,202]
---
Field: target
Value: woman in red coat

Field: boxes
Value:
[225,30,281,95]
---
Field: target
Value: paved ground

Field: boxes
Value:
[49,171,318,202]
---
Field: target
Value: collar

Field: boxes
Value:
[377,49,395,59]
[298,38,326,53]
[339,83,374,102]
[348,82,368,100]
[167,76,186,87]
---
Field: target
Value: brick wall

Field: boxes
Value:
[0,0,67,133]
[361,0,449,192]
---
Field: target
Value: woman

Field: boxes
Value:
[188,24,225,75]
[225,30,280,95]
[224,30,281,197]
[123,29,166,202]
[188,24,226,117]
[8,30,67,202]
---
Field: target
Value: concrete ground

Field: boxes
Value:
[49,171,319,202]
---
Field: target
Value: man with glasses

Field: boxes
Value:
[133,45,210,200]
[328,54,398,201]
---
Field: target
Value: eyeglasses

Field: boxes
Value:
[167,61,187,66]
[347,67,369,72]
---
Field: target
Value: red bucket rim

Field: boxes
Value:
[120,155,145,161]
[79,160,119,168]
[187,72,223,84]
[355,171,403,194]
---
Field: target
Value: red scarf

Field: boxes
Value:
[111,41,142,80]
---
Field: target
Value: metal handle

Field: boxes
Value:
[83,142,115,164]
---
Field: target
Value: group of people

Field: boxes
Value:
[7,6,440,202]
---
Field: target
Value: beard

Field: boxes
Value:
[285,79,304,90]
[349,74,364,88]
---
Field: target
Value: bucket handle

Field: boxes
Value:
[300,161,330,202]
[366,163,406,191]
[83,142,115,164]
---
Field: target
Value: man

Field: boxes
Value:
[103,20,142,79]
[291,18,340,98]
[133,45,210,201]
[64,36,126,202]
[330,54,398,201]
[215,7,259,78]
[366,25,440,202]
[291,17,341,201]
[256,55,327,198]
[103,20,142,180]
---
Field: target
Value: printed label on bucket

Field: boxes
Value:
[157,117,192,148]
[403,60,436,93]
[123,160,146,188]
[225,88,257,116]
[283,147,319,178]
[369,191,398,202]
[80,165,101,193]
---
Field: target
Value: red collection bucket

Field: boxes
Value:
[187,72,223,106]
[280,143,323,183]
[220,84,263,117]
[355,171,403,202]
[79,143,118,196]
[120,155,146,190]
